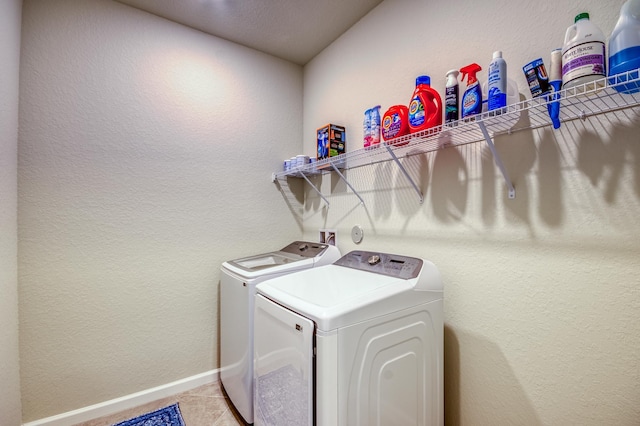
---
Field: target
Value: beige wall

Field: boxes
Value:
[301,0,640,425]
[16,0,640,424]
[0,0,23,425]
[18,0,302,421]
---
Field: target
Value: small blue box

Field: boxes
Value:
[523,58,551,98]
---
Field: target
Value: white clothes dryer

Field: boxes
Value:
[220,241,341,424]
[254,250,443,426]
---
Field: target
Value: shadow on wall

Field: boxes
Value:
[276,109,640,228]
[628,119,640,199]
[373,159,396,220]
[486,107,640,231]
[395,153,430,231]
[493,108,538,232]
[274,176,305,228]
[536,128,563,227]
[444,326,541,426]
[431,148,468,223]
[576,111,640,204]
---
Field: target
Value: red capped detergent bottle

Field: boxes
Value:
[382,105,409,145]
[408,75,443,134]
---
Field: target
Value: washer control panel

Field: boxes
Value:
[334,250,423,279]
[279,241,331,258]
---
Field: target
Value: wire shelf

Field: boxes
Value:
[273,68,640,183]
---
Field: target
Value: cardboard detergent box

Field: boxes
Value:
[316,124,346,165]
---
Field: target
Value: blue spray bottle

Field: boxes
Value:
[460,63,483,118]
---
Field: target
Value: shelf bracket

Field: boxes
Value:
[384,144,424,204]
[299,171,330,206]
[330,163,365,205]
[477,121,516,199]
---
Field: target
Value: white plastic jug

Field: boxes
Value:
[482,78,518,111]
[608,0,640,93]
[562,13,606,90]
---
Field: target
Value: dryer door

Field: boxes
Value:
[254,294,314,426]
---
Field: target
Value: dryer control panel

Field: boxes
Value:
[334,250,423,279]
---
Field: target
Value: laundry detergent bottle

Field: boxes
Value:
[408,75,443,133]
[562,12,606,90]
[608,0,640,93]
[382,105,409,144]
[460,63,483,118]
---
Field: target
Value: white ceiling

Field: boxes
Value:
[115,0,384,65]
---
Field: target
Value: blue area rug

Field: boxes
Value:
[113,403,185,426]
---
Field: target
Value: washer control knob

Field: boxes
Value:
[367,255,381,265]
[298,243,309,251]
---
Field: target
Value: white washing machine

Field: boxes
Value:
[220,241,341,424]
[253,250,443,426]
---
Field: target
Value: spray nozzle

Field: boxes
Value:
[459,63,482,84]
[445,69,460,78]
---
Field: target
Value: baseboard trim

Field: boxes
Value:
[22,369,219,426]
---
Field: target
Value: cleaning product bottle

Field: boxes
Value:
[547,48,563,129]
[408,76,443,133]
[444,69,460,124]
[370,105,381,147]
[363,108,371,148]
[608,0,640,93]
[460,63,483,118]
[382,105,410,145]
[482,78,518,111]
[562,12,606,90]
[488,51,507,112]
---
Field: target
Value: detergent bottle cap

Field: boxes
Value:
[493,50,503,59]
[459,63,482,84]
[416,75,431,86]
[575,12,589,22]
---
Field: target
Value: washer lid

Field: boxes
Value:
[222,241,338,279]
[256,262,441,331]
[223,252,312,278]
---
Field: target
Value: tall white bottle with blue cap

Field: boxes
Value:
[488,51,507,112]
[608,0,640,93]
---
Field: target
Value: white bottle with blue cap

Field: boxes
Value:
[488,51,507,112]
[608,0,640,93]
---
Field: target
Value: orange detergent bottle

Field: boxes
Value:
[408,75,443,134]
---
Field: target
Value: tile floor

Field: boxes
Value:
[74,381,244,426]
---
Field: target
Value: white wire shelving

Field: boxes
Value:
[272,68,640,205]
